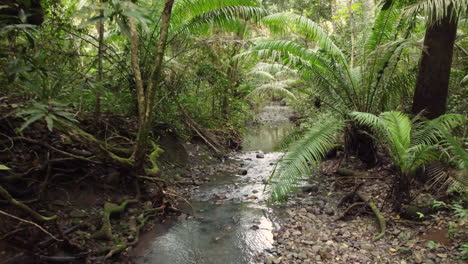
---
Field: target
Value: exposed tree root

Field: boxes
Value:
[93,199,138,240]
[337,184,386,241]
[335,202,365,220]
[0,184,56,221]
[356,191,386,241]
[11,136,99,164]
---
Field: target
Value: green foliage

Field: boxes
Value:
[268,114,343,201]
[16,101,77,132]
[351,111,465,178]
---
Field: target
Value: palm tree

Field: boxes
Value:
[351,111,465,209]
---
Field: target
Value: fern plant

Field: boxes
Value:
[16,101,78,132]
[350,111,466,209]
[236,2,419,165]
[268,115,343,201]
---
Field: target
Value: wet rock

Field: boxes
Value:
[301,184,319,193]
[256,152,265,159]
[251,225,260,230]
[237,168,248,175]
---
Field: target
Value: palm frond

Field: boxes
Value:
[403,0,468,26]
[261,12,345,61]
[247,81,297,100]
[268,116,343,201]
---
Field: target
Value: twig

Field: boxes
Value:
[0,210,61,241]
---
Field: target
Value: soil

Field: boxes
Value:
[0,98,229,264]
[256,157,467,264]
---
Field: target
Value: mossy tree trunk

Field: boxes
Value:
[132,0,175,172]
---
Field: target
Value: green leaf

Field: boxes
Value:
[0,165,10,170]
[45,115,54,131]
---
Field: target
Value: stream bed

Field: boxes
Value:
[133,120,293,264]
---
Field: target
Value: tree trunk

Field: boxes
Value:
[134,0,175,172]
[412,15,458,119]
[95,9,104,125]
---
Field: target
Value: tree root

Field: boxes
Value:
[0,184,56,221]
[335,202,365,220]
[11,137,99,164]
[93,199,138,240]
[337,184,386,241]
[356,191,386,241]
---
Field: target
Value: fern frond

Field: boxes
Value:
[261,12,345,61]
[269,116,343,201]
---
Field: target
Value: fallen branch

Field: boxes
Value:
[0,209,61,241]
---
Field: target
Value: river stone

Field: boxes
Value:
[325,207,335,216]
[301,184,319,193]
[256,152,265,158]
[237,168,248,175]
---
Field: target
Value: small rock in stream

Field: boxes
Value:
[237,168,248,175]
[256,152,265,159]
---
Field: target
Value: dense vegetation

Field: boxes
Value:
[0,0,466,262]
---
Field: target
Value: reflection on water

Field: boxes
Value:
[243,122,293,153]
[137,203,274,264]
[134,121,292,264]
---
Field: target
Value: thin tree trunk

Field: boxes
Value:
[134,0,175,171]
[412,14,458,119]
[95,9,104,124]
[347,0,355,67]
[129,18,145,133]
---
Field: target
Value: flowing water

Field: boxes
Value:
[134,110,293,264]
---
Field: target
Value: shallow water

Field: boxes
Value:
[134,117,292,264]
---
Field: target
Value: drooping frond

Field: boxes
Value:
[235,38,356,110]
[268,116,343,201]
[365,3,402,54]
[169,0,266,38]
[252,62,297,75]
[248,70,275,80]
[403,0,468,26]
[261,12,346,61]
[412,113,466,146]
[247,81,297,100]
[274,125,306,151]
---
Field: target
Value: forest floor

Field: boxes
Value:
[255,156,467,264]
[0,97,232,264]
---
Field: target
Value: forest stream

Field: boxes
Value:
[132,106,293,264]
